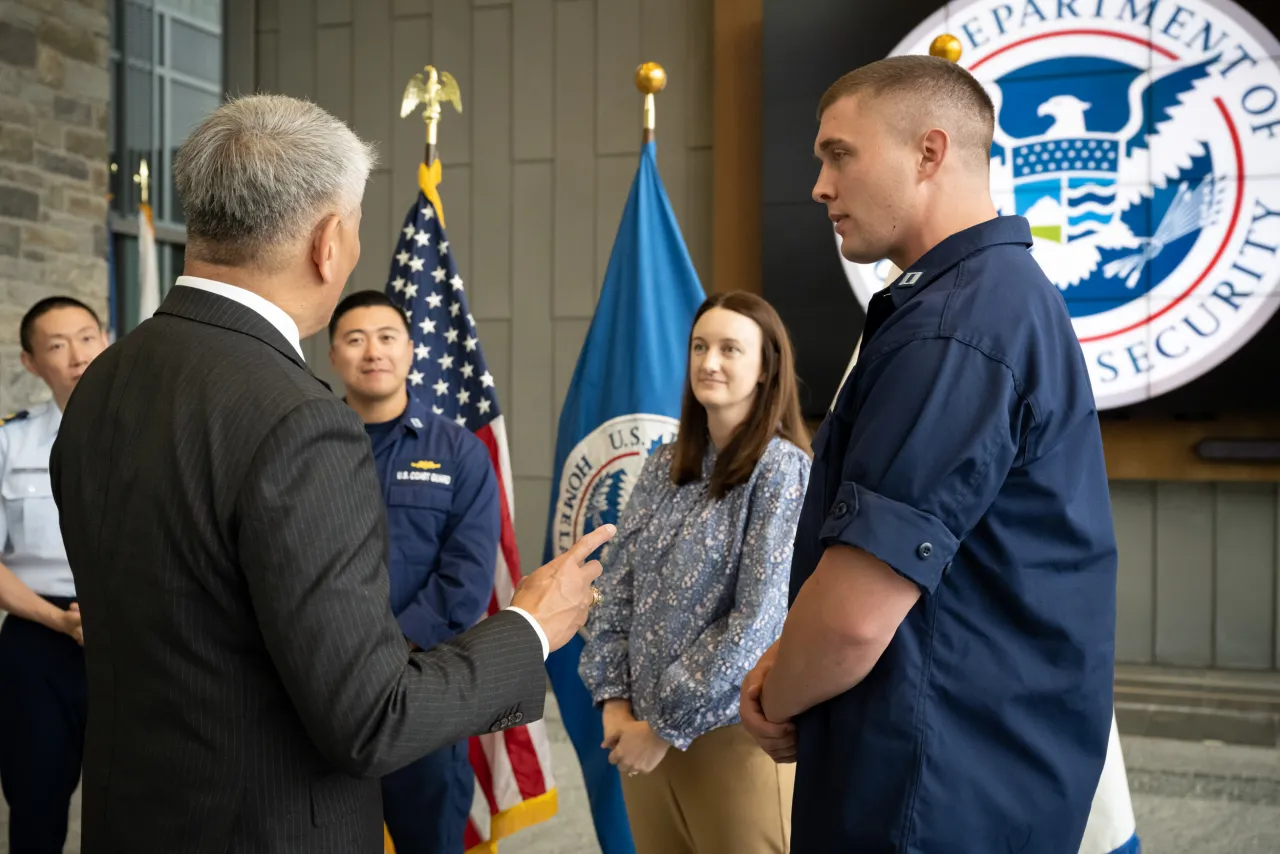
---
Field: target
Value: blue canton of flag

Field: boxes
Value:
[384,198,494,430]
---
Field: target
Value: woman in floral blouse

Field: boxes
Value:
[579,291,812,854]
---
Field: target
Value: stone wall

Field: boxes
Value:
[0,0,110,413]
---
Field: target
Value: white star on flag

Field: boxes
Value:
[480,371,494,388]
[404,283,419,299]
[396,250,411,266]
[391,276,406,293]
[419,317,436,334]
[426,292,443,309]
[454,414,467,427]
[438,354,455,370]
[457,389,471,406]
[432,267,447,283]
[402,224,415,238]
[477,399,491,415]
[432,405,443,415]
[439,241,450,255]
[464,335,478,352]
[433,379,449,396]
[408,256,426,273]
[445,328,459,344]
[415,344,430,360]
[460,363,475,379]
[423,206,435,220]
[450,302,461,318]
[467,313,475,327]
[408,369,424,386]
[451,275,464,290]
[413,230,431,247]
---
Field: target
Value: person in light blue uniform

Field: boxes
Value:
[0,296,109,853]
[329,290,500,854]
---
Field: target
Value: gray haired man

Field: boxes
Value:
[49,94,611,853]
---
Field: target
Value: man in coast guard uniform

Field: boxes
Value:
[740,56,1117,853]
[329,290,500,853]
[0,297,108,852]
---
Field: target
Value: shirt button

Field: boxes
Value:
[832,501,849,518]
[917,542,933,559]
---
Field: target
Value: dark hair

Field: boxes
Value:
[670,292,810,499]
[328,290,410,340]
[20,296,101,354]
[817,54,995,165]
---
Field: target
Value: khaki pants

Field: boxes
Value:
[621,724,794,854]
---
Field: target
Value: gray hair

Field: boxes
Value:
[173,93,378,268]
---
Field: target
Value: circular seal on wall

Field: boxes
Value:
[839,0,1280,409]
[552,414,680,558]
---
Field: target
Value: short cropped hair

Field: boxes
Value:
[818,55,995,167]
[20,296,101,354]
[173,94,378,270]
[328,290,410,341]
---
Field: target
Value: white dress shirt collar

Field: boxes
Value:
[173,275,305,361]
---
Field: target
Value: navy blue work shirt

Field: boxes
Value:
[789,216,1118,853]
[364,394,500,652]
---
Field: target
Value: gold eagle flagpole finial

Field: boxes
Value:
[635,61,667,144]
[399,65,462,227]
[929,33,963,62]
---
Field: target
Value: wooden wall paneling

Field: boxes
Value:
[711,0,761,294]
[512,0,554,162]
[1154,483,1216,666]
[1112,481,1157,664]
[471,5,513,321]
[553,1,597,319]
[511,162,555,479]
[1214,484,1277,669]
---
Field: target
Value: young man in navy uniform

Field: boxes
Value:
[329,290,500,853]
[739,56,1118,853]
[0,297,108,852]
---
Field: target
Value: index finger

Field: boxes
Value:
[566,524,616,564]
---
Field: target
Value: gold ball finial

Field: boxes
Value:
[635,62,667,95]
[929,34,963,63]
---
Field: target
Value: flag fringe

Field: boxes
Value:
[383,789,559,854]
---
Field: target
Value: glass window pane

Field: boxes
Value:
[124,1,153,65]
[167,81,220,224]
[169,81,219,146]
[158,0,222,30]
[170,20,220,82]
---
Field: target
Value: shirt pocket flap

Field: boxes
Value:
[1,469,52,500]
[388,484,452,511]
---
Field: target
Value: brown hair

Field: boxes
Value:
[670,292,810,499]
[817,55,995,167]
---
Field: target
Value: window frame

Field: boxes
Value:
[107,0,234,335]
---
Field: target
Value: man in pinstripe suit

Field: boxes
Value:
[48,94,609,854]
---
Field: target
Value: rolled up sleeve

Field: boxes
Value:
[829,336,1029,594]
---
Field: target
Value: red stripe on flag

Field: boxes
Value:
[503,723,549,801]
[464,821,483,851]
[470,735,499,815]
[475,424,522,583]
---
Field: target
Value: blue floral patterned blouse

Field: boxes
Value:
[578,435,811,750]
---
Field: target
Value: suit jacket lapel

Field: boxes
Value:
[154,286,331,390]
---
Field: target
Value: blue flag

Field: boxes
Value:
[542,139,705,854]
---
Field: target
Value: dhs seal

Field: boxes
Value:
[553,414,679,558]
[841,0,1280,409]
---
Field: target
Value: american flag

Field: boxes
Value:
[383,184,558,854]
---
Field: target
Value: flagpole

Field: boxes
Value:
[635,61,666,145]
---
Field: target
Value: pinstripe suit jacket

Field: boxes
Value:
[49,286,546,853]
